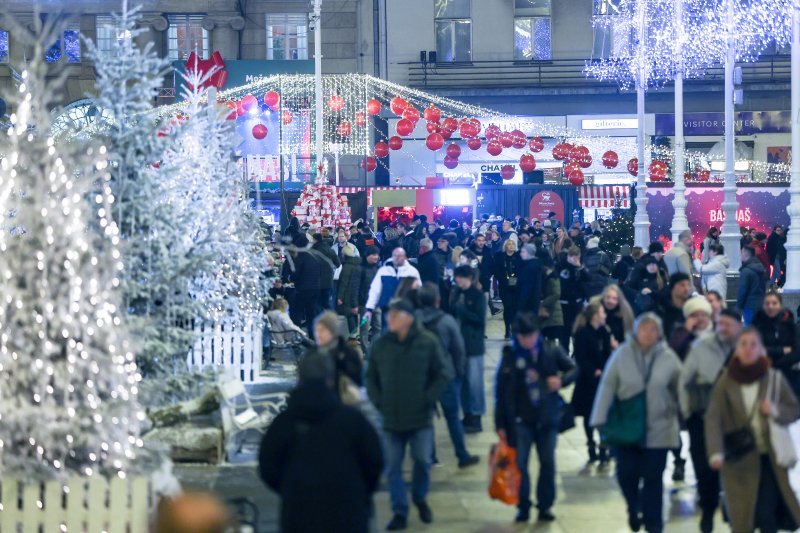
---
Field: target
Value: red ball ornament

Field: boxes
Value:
[328,95,344,112]
[627,158,639,176]
[459,121,478,139]
[467,118,482,135]
[444,155,459,170]
[388,136,403,150]
[446,143,462,159]
[467,137,482,151]
[529,136,544,153]
[649,160,668,182]
[569,145,590,165]
[390,97,408,115]
[510,129,527,149]
[602,150,619,169]
[442,117,459,134]
[564,160,581,176]
[367,98,382,115]
[337,121,352,137]
[441,129,453,140]
[224,100,237,120]
[520,154,536,173]
[487,139,503,157]
[361,156,377,172]
[240,94,258,115]
[500,131,514,148]
[423,105,441,123]
[374,141,390,159]
[500,165,516,181]
[252,124,268,140]
[579,155,593,169]
[426,121,441,134]
[485,124,501,140]
[402,106,421,124]
[263,90,280,109]
[396,118,414,136]
[697,169,711,182]
[282,110,293,125]
[568,169,585,186]
[426,133,445,151]
[552,143,571,161]
[355,111,367,127]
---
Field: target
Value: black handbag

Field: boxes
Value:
[558,396,576,434]
[723,427,756,463]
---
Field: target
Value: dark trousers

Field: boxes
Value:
[318,287,333,311]
[616,447,668,533]
[296,290,320,337]
[687,413,719,514]
[484,287,498,312]
[500,292,517,336]
[439,378,470,462]
[752,454,782,533]
[559,303,582,352]
[515,422,558,513]
[542,326,562,345]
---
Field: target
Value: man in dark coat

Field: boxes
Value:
[259,353,383,533]
[738,245,768,325]
[517,243,543,317]
[416,238,439,286]
[612,245,636,287]
[558,246,590,351]
[582,236,612,297]
[469,233,499,314]
[359,246,381,352]
[767,225,787,286]
[312,233,340,311]
[286,234,321,336]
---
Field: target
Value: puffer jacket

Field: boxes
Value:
[365,260,421,311]
[417,307,466,379]
[737,257,767,312]
[679,331,734,417]
[693,254,729,297]
[583,247,612,297]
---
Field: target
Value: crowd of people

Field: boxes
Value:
[258,213,799,533]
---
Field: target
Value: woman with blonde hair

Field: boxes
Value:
[593,284,634,346]
[705,328,800,533]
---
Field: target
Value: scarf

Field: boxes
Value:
[727,355,770,384]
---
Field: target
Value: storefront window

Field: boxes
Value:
[266,14,308,60]
[167,14,208,60]
[435,0,471,63]
[514,17,551,60]
[46,27,81,63]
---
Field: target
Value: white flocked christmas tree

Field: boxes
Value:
[0,16,145,480]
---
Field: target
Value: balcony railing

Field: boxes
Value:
[399,55,791,90]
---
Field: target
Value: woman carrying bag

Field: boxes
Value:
[705,328,800,533]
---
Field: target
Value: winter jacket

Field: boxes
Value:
[625,255,669,293]
[336,256,362,311]
[313,241,341,290]
[604,303,629,345]
[494,251,522,298]
[365,260,421,311]
[258,381,383,533]
[752,308,800,377]
[416,250,439,285]
[366,321,448,432]
[417,307,466,379]
[657,291,686,340]
[571,324,613,417]
[449,285,487,357]
[287,251,320,292]
[679,331,734,417]
[559,262,590,307]
[495,338,577,444]
[693,254,729,297]
[469,243,495,291]
[303,338,364,388]
[517,257,543,315]
[539,271,564,329]
[583,248,612,297]
[737,257,767,313]
[331,241,355,281]
[358,259,379,307]
[663,241,694,276]
[767,230,787,264]
[701,236,718,264]
[612,256,636,286]
[266,310,306,344]
[590,339,682,449]
[752,240,770,272]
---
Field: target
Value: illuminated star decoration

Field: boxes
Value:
[185,51,227,91]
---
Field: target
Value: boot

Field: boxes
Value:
[598,445,610,469]
[700,509,714,533]
[672,458,685,482]
[587,442,598,464]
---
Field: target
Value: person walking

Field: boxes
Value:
[583,236,612,297]
[738,245,768,325]
[417,283,480,468]
[364,247,421,330]
[366,299,448,531]
[664,230,694,276]
[358,246,381,352]
[313,232,341,311]
[538,254,564,344]
[495,313,578,524]
[626,255,668,315]
[416,238,438,285]
[679,308,743,533]
[516,243,543,318]
[259,354,383,533]
[591,313,682,533]
[450,265,488,434]
[693,243,729,297]
[767,225,787,287]
[705,328,800,533]
[612,245,636,287]
[495,239,522,339]
[597,284,634,346]
[336,243,362,336]
[308,312,364,404]
[470,232,499,315]
[558,246,590,351]
[701,227,720,265]
[571,300,615,467]
[752,291,800,396]
[285,234,321,336]
[752,232,771,272]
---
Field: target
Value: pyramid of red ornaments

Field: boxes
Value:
[291,183,353,227]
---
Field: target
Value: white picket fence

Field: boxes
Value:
[0,476,151,532]
[186,316,264,383]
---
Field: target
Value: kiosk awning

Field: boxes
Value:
[579,185,630,209]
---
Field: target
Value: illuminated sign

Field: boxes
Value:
[581,118,638,130]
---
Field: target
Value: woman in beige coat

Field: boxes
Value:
[705,328,800,533]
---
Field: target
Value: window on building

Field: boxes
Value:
[514,0,551,60]
[0,30,8,63]
[95,15,132,54]
[266,13,308,60]
[167,14,208,60]
[435,0,471,62]
[46,25,81,63]
[594,0,621,15]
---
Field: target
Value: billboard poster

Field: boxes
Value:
[529,190,565,223]
[646,186,790,248]
[654,111,791,136]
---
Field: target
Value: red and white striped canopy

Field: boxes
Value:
[579,185,630,209]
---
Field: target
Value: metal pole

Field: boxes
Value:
[719,0,741,273]
[313,0,324,184]
[670,0,689,242]
[633,1,650,248]
[784,2,800,291]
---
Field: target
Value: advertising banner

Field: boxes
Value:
[529,190,565,223]
[654,111,791,136]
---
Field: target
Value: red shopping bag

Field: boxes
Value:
[488,437,521,505]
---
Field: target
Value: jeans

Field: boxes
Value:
[616,447,668,533]
[771,257,783,285]
[515,421,558,512]
[686,413,719,514]
[461,356,486,416]
[359,307,382,355]
[743,307,756,326]
[439,378,470,462]
[385,428,434,517]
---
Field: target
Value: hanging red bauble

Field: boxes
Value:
[361,156,377,172]
[568,169,585,186]
[500,164,516,181]
[510,129,527,149]
[627,158,639,176]
[569,145,591,166]
[529,136,544,153]
[467,118,482,135]
[442,117,459,133]
[485,124,501,140]
[552,142,571,161]
[240,94,258,114]
[388,135,403,150]
[579,155,593,169]
[441,129,453,140]
[423,105,441,123]
[446,143,461,158]
[426,133,445,151]
[337,121,352,137]
[444,155,459,170]
[467,137,482,151]
[564,160,581,176]
[367,98,382,115]
[649,160,668,181]
[252,124,268,140]
[500,131,514,148]
[602,150,619,169]
[459,121,478,139]
[355,111,367,127]
[697,169,711,182]
[426,121,441,134]
[520,154,536,173]
[684,172,693,182]
[487,139,503,156]
[396,118,414,136]
[282,110,293,125]
[264,90,280,109]
[390,97,408,115]
[224,100,237,120]
[328,95,344,112]
[402,106,421,124]
[374,141,390,158]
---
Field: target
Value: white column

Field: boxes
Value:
[313,0,325,184]
[670,0,689,242]
[784,2,800,291]
[633,2,650,248]
[718,0,741,272]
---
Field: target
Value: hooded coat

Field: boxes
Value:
[417,307,466,379]
[336,255,362,311]
[693,254,730,297]
[737,257,767,313]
